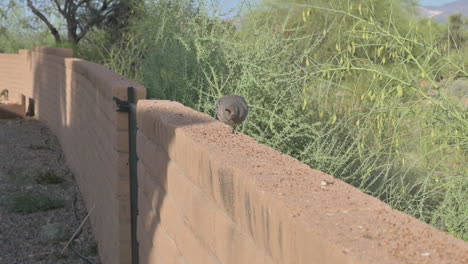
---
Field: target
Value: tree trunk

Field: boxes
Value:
[26,0,62,43]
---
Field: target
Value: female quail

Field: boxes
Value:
[215,95,249,133]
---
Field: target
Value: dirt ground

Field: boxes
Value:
[0,118,101,264]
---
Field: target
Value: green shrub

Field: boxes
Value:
[3,168,35,185]
[96,0,467,240]
[8,192,65,213]
[35,170,65,184]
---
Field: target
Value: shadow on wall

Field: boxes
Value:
[0,88,29,119]
[0,92,25,119]
[0,103,35,119]
[0,106,25,119]
[28,48,71,133]
[25,47,147,264]
[25,46,222,263]
[136,102,217,263]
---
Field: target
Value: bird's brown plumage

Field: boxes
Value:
[215,95,249,133]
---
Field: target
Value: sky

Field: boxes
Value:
[219,0,460,12]
[220,0,244,11]
[419,0,459,6]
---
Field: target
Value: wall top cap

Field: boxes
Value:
[33,46,74,57]
[137,99,468,264]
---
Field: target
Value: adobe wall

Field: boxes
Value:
[136,100,468,264]
[0,47,146,264]
[0,52,26,103]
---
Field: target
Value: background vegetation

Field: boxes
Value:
[1,0,467,241]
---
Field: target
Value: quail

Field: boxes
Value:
[215,95,249,133]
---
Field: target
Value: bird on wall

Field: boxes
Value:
[215,95,249,134]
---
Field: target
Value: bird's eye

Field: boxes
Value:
[225,109,231,114]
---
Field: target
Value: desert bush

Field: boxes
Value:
[7,192,65,213]
[97,0,467,240]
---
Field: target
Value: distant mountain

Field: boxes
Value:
[418,0,468,22]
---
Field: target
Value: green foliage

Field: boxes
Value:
[431,177,468,241]
[0,0,56,53]
[89,0,467,240]
[7,192,65,213]
[35,170,65,184]
[40,222,70,242]
[86,240,99,255]
[445,13,467,50]
[3,168,35,185]
[0,29,55,53]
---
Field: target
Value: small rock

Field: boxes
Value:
[421,252,430,257]
[321,180,334,186]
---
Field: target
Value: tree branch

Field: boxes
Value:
[26,0,61,43]
[76,0,115,41]
[64,0,71,15]
[76,0,89,9]
[52,0,65,16]
[26,0,117,44]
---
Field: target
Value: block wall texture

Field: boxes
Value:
[136,100,468,264]
[0,47,146,264]
[0,52,26,104]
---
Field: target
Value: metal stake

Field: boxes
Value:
[113,87,139,264]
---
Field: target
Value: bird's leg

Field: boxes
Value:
[232,126,236,134]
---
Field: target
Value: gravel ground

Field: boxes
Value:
[0,118,101,264]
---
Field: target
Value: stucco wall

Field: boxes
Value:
[136,100,468,264]
[0,47,146,264]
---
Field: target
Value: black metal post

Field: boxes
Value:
[113,87,139,264]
